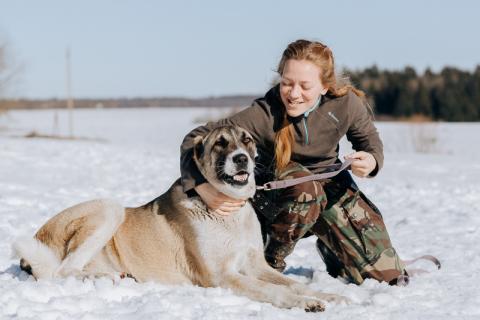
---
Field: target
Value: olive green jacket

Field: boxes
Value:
[180,85,383,193]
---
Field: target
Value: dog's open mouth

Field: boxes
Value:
[223,171,250,186]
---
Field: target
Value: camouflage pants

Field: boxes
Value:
[256,161,406,285]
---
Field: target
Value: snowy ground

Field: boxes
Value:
[0,108,479,319]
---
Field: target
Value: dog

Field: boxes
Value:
[13,125,348,312]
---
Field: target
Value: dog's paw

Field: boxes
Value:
[303,299,325,312]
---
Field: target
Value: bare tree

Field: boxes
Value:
[0,36,22,112]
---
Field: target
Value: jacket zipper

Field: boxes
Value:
[302,97,321,146]
[303,117,309,145]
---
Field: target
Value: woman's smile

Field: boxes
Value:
[279,59,327,117]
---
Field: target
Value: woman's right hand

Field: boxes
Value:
[194,183,247,216]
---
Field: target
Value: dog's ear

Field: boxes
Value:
[193,135,204,160]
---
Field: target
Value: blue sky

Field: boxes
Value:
[0,0,478,99]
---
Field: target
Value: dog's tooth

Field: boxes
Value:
[233,173,248,182]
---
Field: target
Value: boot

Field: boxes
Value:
[264,237,296,272]
[315,238,347,279]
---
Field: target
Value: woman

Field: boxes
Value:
[180,39,406,285]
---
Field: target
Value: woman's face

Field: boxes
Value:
[280,59,328,117]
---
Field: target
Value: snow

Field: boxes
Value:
[1,108,479,319]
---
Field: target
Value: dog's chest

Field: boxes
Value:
[184,200,263,272]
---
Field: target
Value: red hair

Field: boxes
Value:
[274,39,366,171]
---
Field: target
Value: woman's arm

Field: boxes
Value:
[345,92,384,177]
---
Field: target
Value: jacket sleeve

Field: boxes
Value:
[180,100,270,193]
[345,92,384,177]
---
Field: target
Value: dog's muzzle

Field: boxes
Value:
[221,153,251,186]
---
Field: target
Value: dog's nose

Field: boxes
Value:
[233,154,248,167]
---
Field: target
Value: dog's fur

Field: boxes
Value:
[13,125,347,312]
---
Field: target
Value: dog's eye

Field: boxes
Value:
[243,137,253,144]
[214,137,228,148]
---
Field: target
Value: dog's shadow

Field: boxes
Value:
[4,263,316,283]
[1,264,32,281]
[284,266,314,280]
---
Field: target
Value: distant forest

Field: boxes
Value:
[1,65,479,121]
[348,65,480,121]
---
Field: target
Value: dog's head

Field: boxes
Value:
[193,126,257,199]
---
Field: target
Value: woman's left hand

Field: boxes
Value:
[345,151,377,178]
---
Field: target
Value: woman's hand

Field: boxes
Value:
[345,151,377,178]
[194,183,247,216]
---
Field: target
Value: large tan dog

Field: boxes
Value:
[14,125,347,312]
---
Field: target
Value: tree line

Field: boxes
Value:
[0,95,259,110]
[347,65,480,121]
[1,63,480,121]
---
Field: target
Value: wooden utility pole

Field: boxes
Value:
[65,46,74,138]
[52,110,59,135]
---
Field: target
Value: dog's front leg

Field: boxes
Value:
[221,273,325,312]
[255,264,350,305]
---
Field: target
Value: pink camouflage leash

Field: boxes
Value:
[256,158,355,191]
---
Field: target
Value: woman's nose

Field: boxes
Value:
[289,84,301,98]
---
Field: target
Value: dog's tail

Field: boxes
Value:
[12,237,61,279]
